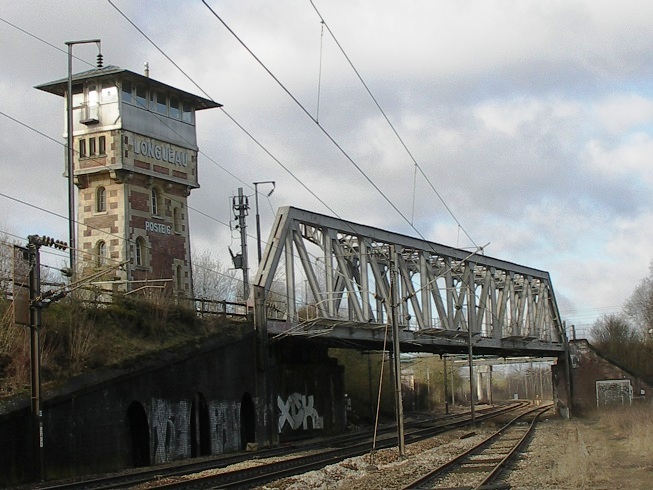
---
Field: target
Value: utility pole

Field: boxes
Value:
[24,235,68,482]
[27,237,44,482]
[231,188,250,300]
[389,245,405,457]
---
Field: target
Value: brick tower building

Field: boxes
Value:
[37,65,220,298]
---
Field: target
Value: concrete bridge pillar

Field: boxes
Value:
[475,365,493,404]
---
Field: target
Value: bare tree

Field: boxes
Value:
[623,261,653,335]
[191,250,239,302]
[590,313,640,368]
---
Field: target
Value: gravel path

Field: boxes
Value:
[258,415,653,489]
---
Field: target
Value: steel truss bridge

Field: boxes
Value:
[253,207,566,357]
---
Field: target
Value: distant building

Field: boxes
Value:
[554,339,653,415]
[36,65,220,299]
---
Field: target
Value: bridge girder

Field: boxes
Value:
[254,207,565,355]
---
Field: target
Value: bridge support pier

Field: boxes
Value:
[475,365,493,404]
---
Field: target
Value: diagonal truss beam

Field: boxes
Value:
[253,207,564,347]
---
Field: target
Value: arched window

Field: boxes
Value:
[135,237,145,266]
[96,240,106,267]
[96,186,106,212]
[151,188,159,216]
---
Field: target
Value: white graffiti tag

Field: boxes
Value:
[277,393,323,432]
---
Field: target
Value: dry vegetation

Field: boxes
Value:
[505,406,653,489]
[256,406,653,489]
[0,293,242,402]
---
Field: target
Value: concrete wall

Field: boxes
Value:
[0,332,348,486]
[0,330,258,484]
[567,339,653,415]
[274,340,346,442]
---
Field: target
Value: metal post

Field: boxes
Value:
[28,238,43,481]
[66,44,75,277]
[389,245,405,456]
[450,357,455,407]
[65,39,101,277]
[467,277,476,427]
[253,181,275,265]
[235,188,249,299]
[443,355,449,414]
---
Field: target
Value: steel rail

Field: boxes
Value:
[36,403,529,490]
[402,403,551,490]
[148,402,530,489]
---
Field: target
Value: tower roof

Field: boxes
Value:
[35,65,221,110]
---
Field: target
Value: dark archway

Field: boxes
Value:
[127,401,150,467]
[190,392,211,457]
[240,392,256,450]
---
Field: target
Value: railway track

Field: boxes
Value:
[146,402,530,489]
[34,402,530,490]
[402,403,551,489]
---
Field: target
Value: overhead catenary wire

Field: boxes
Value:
[308,0,478,249]
[199,0,432,244]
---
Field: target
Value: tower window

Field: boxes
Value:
[176,265,183,292]
[98,135,106,155]
[151,188,159,216]
[96,241,107,267]
[96,186,106,212]
[79,139,87,158]
[135,237,145,266]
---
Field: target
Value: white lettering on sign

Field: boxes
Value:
[145,221,171,235]
[133,137,189,168]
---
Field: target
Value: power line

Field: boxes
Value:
[201,0,428,243]
[308,0,478,249]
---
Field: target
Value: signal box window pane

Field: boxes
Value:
[72,84,84,107]
[135,85,147,108]
[170,96,181,119]
[122,80,133,104]
[156,91,167,114]
[101,84,117,103]
[182,101,193,123]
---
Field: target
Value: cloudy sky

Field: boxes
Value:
[2,0,653,336]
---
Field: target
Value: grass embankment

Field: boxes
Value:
[550,405,653,487]
[0,295,245,400]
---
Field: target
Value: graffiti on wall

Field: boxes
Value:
[151,399,190,464]
[277,393,323,433]
[210,400,241,454]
